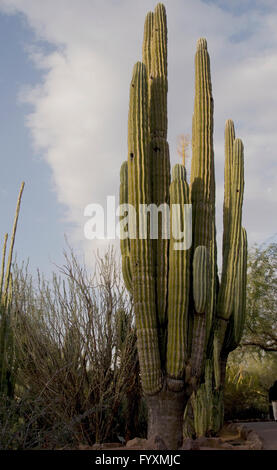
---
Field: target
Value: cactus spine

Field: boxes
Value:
[119,3,246,448]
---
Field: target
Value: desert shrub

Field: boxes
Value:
[2,247,144,449]
[0,392,75,449]
[0,183,24,398]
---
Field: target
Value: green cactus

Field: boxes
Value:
[193,246,209,315]
[184,358,223,438]
[119,3,246,448]
[187,121,247,438]
[0,182,24,397]
[119,162,133,292]
[166,164,190,380]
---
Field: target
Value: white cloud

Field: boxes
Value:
[0,0,276,263]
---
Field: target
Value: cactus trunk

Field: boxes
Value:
[146,385,187,449]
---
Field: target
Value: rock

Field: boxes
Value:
[246,431,263,450]
[195,437,230,449]
[237,425,250,440]
[126,437,147,448]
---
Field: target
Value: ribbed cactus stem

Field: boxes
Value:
[233,227,247,344]
[119,161,132,292]
[217,138,244,319]
[150,3,168,137]
[166,164,190,380]
[191,37,215,214]
[197,38,207,50]
[128,62,162,395]
[189,246,210,389]
[223,227,248,352]
[143,3,170,363]
[188,38,216,390]
[172,163,187,182]
[223,119,235,258]
[193,246,209,314]
[214,130,245,389]
[142,12,154,76]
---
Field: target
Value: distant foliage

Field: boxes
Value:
[243,243,277,353]
[224,356,277,420]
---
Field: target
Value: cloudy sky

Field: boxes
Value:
[0,0,276,277]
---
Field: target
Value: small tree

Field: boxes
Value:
[242,243,277,353]
[177,134,190,168]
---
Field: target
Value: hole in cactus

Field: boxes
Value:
[130,153,134,159]
[132,83,134,88]
[153,146,160,152]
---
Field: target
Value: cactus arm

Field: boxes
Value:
[222,119,235,259]
[128,62,162,395]
[193,246,209,314]
[150,3,168,138]
[187,38,216,390]
[233,227,247,345]
[187,246,210,389]
[214,134,245,388]
[166,164,190,380]
[217,138,244,320]
[146,3,170,363]
[190,36,216,340]
[142,11,154,77]
[222,227,248,353]
[172,163,187,181]
[119,161,133,292]
[190,38,215,247]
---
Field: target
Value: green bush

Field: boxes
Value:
[224,353,277,421]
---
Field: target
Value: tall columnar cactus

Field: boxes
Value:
[119,3,246,449]
[185,120,247,437]
[0,182,24,397]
